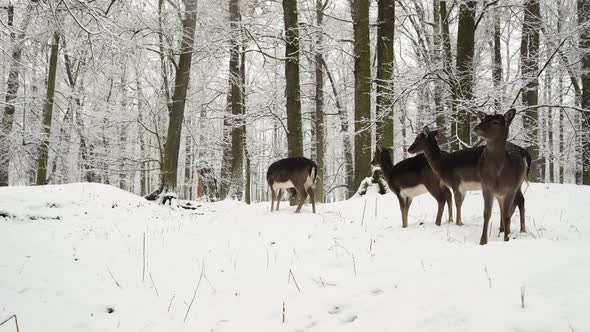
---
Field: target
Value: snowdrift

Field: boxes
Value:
[1,182,589,331]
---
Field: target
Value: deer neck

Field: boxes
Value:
[422,140,444,172]
[483,137,507,168]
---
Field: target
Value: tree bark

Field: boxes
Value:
[283,0,304,158]
[0,4,33,186]
[492,9,503,111]
[315,0,326,202]
[451,0,476,150]
[521,0,541,181]
[433,0,446,146]
[352,0,372,191]
[440,0,453,149]
[161,0,198,195]
[376,0,394,148]
[578,0,590,184]
[228,0,245,200]
[36,32,60,185]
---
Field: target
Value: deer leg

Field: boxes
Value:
[514,189,526,233]
[405,197,413,226]
[276,189,284,211]
[502,192,516,241]
[445,188,454,223]
[453,189,465,226]
[396,194,407,228]
[497,197,504,233]
[434,195,445,226]
[307,186,316,213]
[270,187,276,212]
[294,186,308,213]
[480,188,494,245]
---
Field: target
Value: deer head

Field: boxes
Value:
[408,126,440,154]
[372,143,393,167]
[473,109,516,142]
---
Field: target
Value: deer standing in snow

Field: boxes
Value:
[371,144,453,227]
[408,126,529,230]
[267,157,317,213]
[474,109,529,245]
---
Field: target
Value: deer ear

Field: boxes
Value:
[477,111,487,121]
[422,126,430,136]
[504,108,516,126]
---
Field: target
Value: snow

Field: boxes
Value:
[1,182,590,331]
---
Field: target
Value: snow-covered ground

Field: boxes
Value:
[1,182,589,331]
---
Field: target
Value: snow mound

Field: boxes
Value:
[0,183,179,222]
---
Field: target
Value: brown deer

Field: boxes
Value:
[474,109,529,245]
[267,157,317,213]
[371,144,453,228]
[408,126,530,231]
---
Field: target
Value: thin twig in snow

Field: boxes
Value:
[168,293,176,312]
[484,266,492,288]
[142,232,146,282]
[0,314,20,332]
[360,197,368,226]
[107,267,122,289]
[332,240,357,276]
[149,272,159,297]
[184,262,205,323]
[520,285,526,309]
[288,269,301,293]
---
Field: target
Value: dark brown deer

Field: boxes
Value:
[408,126,530,231]
[474,109,529,245]
[267,157,317,213]
[371,145,453,228]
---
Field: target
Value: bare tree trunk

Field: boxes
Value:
[119,64,128,191]
[579,0,590,184]
[451,0,476,150]
[160,0,198,196]
[433,0,446,145]
[352,0,372,191]
[492,9,503,111]
[283,0,304,158]
[376,0,394,148]
[315,0,326,203]
[36,32,60,185]
[0,4,33,186]
[440,0,453,149]
[521,0,541,181]
[228,0,244,200]
[136,67,147,195]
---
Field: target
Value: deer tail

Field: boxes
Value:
[310,163,318,183]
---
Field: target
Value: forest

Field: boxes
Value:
[1,0,589,202]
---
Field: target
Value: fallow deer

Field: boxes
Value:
[474,109,529,245]
[371,145,453,228]
[267,157,317,213]
[408,126,530,231]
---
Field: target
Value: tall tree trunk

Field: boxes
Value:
[352,0,372,191]
[376,0,394,148]
[243,48,251,204]
[451,0,476,150]
[36,32,60,185]
[521,0,541,181]
[440,0,453,149]
[228,0,244,200]
[136,67,147,195]
[579,0,590,184]
[0,4,33,186]
[315,0,326,203]
[492,9,503,111]
[220,92,233,199]
[161,0,198,195]
[119,64,128,191]
[433,0,446,146]
[283,0,304,158]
